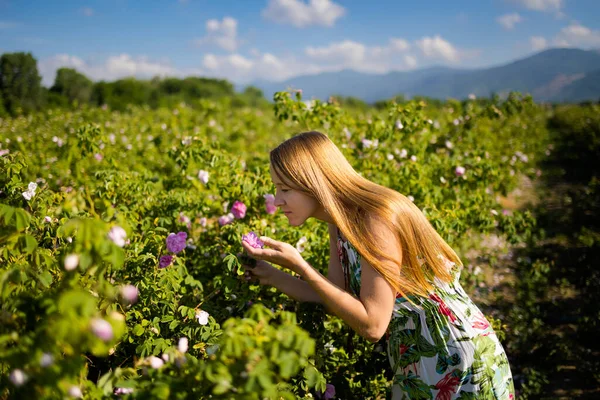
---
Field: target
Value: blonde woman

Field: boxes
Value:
[241,131,515,399]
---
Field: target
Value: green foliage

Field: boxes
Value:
[50,68,94,106]
[0,52,44,115]
[0,89,565,398]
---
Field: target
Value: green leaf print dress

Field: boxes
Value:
[336,228,515,400]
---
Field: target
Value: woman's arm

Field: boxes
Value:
[242,220,398,342]
[297,221,398,342]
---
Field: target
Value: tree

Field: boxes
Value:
[0,52,43,115]
[50,68,93,106]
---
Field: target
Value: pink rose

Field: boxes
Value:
[242,232,264,249]
[231,201,247,219]
[166,232,187,254]
[264,194,277,214]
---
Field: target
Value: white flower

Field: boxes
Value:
[445,140,453,149]
[440,177,447,184]
[40,353,54,367]
[22,182,37,200]
[196,310,210,325]
[22,190,35,200]
[324,342,336,353]
[9,369,27,386]
[296,236,308,253]
[455,166,466,177]
[68,386,82,398]
[386,154,394,161]
[395,120,403,130]
[410,155,417,162]
[107,226,127,247]
[198,170,209,184]
[343,127,351,140]
[399,149,408,158]
[491,209,498,216]
[148,356,164,369]
[407,195,414,202]
[64,254,80,271]
[44,216,52,223]
[178,337,189,353]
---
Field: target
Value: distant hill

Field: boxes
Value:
[251,48,600,103]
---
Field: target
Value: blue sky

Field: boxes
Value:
[1,0,599,86]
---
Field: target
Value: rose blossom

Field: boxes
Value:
[120,284,138,304]
[231,201,247,219]
[218,213,235,226]
[198,170,209,184]
[159,255,173,268]
[264,194,277,214]
[64,254,80,271]
[166,232,187,253]
[196,310,210,325]
[107,226,127,247]
[242,232,264,249]
[91,318,114,342]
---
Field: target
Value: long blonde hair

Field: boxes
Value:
[270,131,462,298]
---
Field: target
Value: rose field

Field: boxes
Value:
[1,91,599,399]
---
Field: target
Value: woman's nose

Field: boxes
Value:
[274,193,285,206]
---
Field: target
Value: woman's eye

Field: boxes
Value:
[281,189,289,193]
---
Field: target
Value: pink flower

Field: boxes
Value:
[120,284,138,304]
[199,217,207,227]
[316,384,336,400]
[179,212,191,229]
[242,232,264,249]
[166,232,187,254]
[264,194,277,214]
[159,255,174,268]
[218,213,235,226]
[231,201,247,219]
[455,166,466,177]
[91,318,113,342]
[107,226,127,247]
[94,153,103,161]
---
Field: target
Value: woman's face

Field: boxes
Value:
[269,164,325,226]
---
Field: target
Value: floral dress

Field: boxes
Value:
[336,228,515,400]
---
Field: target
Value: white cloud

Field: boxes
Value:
[202,52,302,82]
[554,23,600,48]
[262,0,345,28]
[38,53,196,86]
[497,13,523,30]
[304,38,416,73]
[306,40,366,65]
[403,55,418,69]
[193,17,239,52]
[510,0,563,12]
[81,8,94,17]
[415,35,460,63]
[530,36,548,50]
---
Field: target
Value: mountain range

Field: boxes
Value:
[250,48,600,103]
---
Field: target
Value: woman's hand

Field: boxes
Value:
[241,236,307,275]
[241,260,279,286]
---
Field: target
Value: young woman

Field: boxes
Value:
[241,131,515,399]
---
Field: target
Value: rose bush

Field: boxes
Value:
[0,91,550,398]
